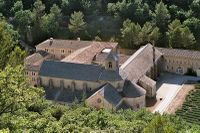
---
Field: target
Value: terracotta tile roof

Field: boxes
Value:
[157,47,200,59]
[36,39,92,50]
[25,51,49,65]
[61,42,117,64]
[25,51,51,71]
[118,54,131,66]
[120,44,162,83]
[36,39,117,51]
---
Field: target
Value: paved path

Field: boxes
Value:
[153,83,182,114]
[153,73,200,114]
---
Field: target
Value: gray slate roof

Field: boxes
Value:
[99,70,122,81]
[157,47,200,59]
[39,60,122,82]
[122,80,146,98]
[98,83,122,106]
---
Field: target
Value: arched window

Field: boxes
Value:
[108,62,112,68]
[83,83,87,90]
[60,80,64,89]
[71,81,76,91]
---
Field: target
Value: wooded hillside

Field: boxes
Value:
[0,0,200,49]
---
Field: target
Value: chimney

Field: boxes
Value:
[49,37,53,46]
[77,37,80,41]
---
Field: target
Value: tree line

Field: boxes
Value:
[0,0,200,49]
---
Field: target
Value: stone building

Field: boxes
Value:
[25,38,200,110]
[158,48,200,75]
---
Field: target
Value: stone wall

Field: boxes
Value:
[163,55,200,74]
[86,92,113,110]
[40,76,124,91]
[123,95,146,111]
[36,47,74,60]
[25,70,39,86]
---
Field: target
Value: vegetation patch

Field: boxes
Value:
[176,84,200,125]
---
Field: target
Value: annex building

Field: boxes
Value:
[25,38,200,110]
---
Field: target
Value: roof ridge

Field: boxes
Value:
[120,44,149,69]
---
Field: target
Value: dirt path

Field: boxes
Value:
[165,84,194,114]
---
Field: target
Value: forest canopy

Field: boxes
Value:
[0,0,200,49]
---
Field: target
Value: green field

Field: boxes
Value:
[176,84,200,125]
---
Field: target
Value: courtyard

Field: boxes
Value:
[148,73,200,114]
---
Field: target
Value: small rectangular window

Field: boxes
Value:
[61,49,65,53]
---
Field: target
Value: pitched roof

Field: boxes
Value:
[118,54,131,66]
[99,70,122,81]
[61,41,117,64]
[96,83,122,106]
[36,39,117,52]
[39,60,122,82]
[25,51,51,71]
[139,75,156,88]
[120,44,162,83]
[36,39,92,50]
[39,60,102,81]
[25,51,49,65]
[122,80,146,98]
[157,47,200,59]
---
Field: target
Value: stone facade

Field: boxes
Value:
[24,39,200,111]
[162,56,200,74]
[123,95,146,111]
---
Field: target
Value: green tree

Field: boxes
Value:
[0,20,18,69]
[41,4,61,36]
[50,4,61,19]
[32,0,45,24]
[0,65,43,116]
[11,1,23,15]
[152,1,170,34]
[32,0,46,43]
[184,17,200,45]
[121,20,160,48]
[139,22,160,45]
[190,0,200,19]
[120,19,141,48]
[144,114,176,133]
[167,19,196,49]
[7,46,27,67]
[68,11,86,37]
[14,10,32,41]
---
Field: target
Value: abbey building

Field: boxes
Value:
[25,38,200,110]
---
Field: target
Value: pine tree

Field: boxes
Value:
[68,11,86,37]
